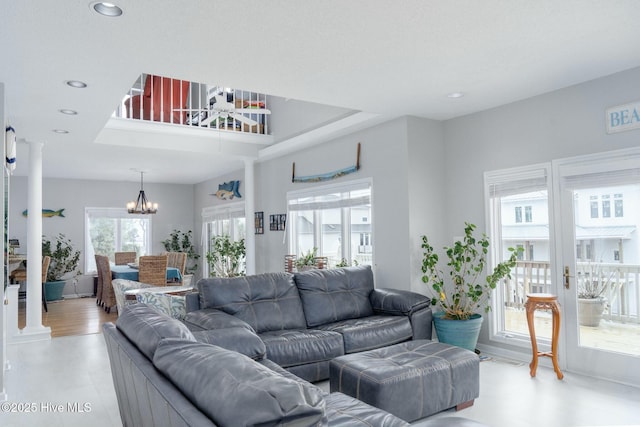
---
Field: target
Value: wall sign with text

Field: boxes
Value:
[606,101,640,134]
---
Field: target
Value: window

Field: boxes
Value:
[288,179,372,267]
[515,206,522,223]
[614,194,624,217]
[84,208,152,273]
[486,165,551,340]
[602,195,611,218]
[201,202,246,278]
[590,196,599,218]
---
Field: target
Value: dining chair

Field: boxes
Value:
[10,256,51,311]
[95,254,104,307]
[114,251,137,265]
[138,255,169,287]
[96,254,116,313]
[166,252,187,282]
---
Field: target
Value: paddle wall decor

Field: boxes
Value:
[292,143,361,183]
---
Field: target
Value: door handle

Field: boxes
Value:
[564,266,572,289]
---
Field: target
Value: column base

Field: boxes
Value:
[10,326,51,344]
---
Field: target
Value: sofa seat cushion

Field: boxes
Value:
[153,339,327,427]
[259,329,344,368]
[315,315,413,353]
[116,304,195,360]
[197,273,308,333]
[295,266,375,327]
[192,327,266,360]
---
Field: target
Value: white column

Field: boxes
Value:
[244,158,256,275]
[21,141,50,340]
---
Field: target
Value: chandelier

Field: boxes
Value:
[127,172,158,214]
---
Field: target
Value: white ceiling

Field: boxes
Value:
[2,0,640,184]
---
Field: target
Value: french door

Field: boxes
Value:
[487,148,640,386]
[555,149,640,386]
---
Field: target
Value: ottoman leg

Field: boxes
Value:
[456,400,475,411]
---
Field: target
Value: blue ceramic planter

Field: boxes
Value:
[44,280,66,301]
[432,312,483,352]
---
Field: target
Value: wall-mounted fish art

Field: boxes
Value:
[212,180,242,200]
[292,143,361,183]
[22,209,65,218]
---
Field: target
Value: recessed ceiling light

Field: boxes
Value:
[91,2,123,17]
[52,129,69,134]
[59,109,78,115]
[65,80,87,88]
[447,92,465,99]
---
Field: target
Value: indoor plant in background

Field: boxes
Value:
[295,247,318,271]
[421,222,520,352]
[161,229,200,274]
[42,233,82,301]
[206,235,245,277]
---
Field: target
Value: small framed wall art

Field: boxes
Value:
[255,211,264,234]
[270,214,286,231]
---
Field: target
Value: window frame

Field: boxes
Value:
[287,178,373,268]
[201,202,246,278]
[84,207,153,274]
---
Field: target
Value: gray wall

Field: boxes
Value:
[196,116,447,292]
[8,176,194,296]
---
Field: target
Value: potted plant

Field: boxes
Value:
[161,229,200,274]
[577,263,611,327]
[206,235,245,277]
[295,247,318,271]
[42,233,82,301]
[420,222,520,351]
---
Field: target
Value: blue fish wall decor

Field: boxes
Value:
[22,209,65,218]
[212,180,242,200]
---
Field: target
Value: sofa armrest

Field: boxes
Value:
[185,292,200,313]
[184,308,255,332]
[370,288,431,316]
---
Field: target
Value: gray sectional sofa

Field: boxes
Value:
[104,303,488,426]
[184,265,433,382]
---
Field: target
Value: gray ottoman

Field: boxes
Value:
[329,340,479,422]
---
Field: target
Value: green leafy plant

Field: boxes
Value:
[206,235,245,277]
[162,229,200,274]
[295,247,318,269]
[421,222,520,320]
[42,233,81,282]
[335,258,359,268]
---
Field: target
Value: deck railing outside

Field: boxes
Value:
[503,260,639,324]
[113,74,269,135]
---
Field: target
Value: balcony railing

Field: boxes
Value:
[114,74,269,135]
[503,260,640,324]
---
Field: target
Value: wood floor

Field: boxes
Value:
[17,297,118,337]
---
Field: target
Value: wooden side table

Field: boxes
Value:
[525,293,564,380]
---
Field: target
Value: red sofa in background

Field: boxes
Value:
[126,75,190,124]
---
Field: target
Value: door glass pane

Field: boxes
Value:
[498,190,552,339]
[573,185,640,356]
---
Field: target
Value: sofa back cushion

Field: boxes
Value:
[153,339,326,427]
[197,273,307,333]
[294,265,375,327]
[116,303,195,360]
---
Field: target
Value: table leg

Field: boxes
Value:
[525,300,538,377]
[550,301,564,380]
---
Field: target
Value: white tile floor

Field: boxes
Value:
[1,333,639,427]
